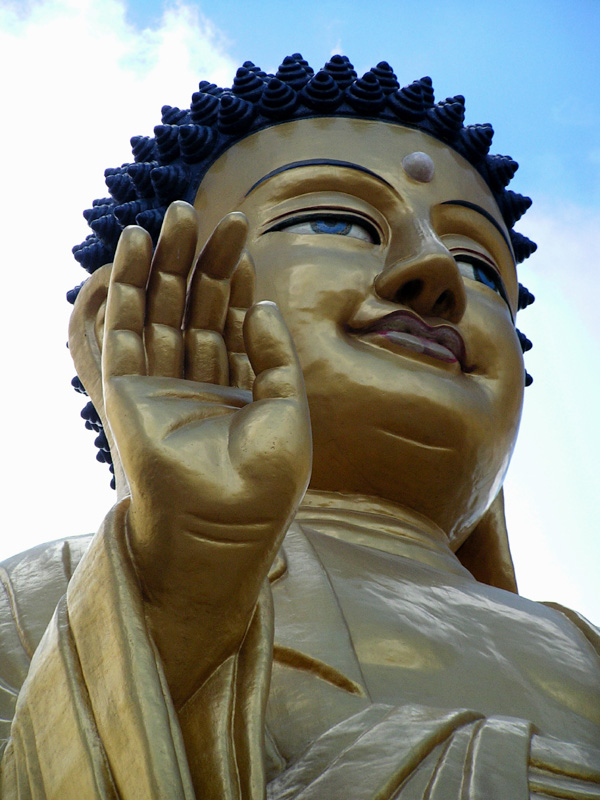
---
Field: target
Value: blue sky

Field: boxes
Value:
[1,0,598,620]
[121,0,600,207]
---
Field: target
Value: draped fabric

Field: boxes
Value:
[0,534,92,754]
[0,502,271,800]
[267,705,600,799]
[1,508,599,799]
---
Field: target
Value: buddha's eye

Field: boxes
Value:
[269,214,379,244]
[454,254,510,308]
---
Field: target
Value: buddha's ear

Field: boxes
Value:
[455,488,519,593]
[68,264,131,498]
[68,264,112,424]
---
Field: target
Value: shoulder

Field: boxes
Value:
[542,601,600,657]
[0,535,93,747]
[0,535,93,663]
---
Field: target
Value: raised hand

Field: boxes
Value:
[102,201,312,706]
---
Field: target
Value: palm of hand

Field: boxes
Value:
[101,202,312,702]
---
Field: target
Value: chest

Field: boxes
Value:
[305,532,600,749]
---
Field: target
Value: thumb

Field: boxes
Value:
[244,302,306,402]
[227,302,311,488]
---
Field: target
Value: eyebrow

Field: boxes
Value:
[441,200,512,256]
[245,159,394,196]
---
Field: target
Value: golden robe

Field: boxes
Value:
[1,500,599,799]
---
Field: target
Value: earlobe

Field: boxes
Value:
[69,263,131,499]
[68,263,112,440]
[455,488,519,593]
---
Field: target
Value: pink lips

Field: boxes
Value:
[355,310,469,369]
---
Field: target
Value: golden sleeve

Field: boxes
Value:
[0,501,271,800]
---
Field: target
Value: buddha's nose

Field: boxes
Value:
[374,230,466,324]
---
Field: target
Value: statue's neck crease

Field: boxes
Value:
[297,490,473,578]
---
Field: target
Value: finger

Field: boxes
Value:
[224,249,256,389]
[186,212,248,332]
[229,353,255,391]
[147,201,200,324]
[244,302,305,402]
[195,212,249,281]
[146,201,200,377]
[187,274,231,334]
[229,304,311,486]
[229,249,256,309]
[103,226,153,378]
[184,271,231,384]
[224,250,256,353]
[185,329,229,384]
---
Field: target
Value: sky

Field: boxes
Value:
[1,0,599,622]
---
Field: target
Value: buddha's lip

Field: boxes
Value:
[352,310,469,369]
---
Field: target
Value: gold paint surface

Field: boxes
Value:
[1,117,599,798]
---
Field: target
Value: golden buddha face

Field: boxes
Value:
[194,118,524,546]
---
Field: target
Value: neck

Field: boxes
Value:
[297,490,473,578]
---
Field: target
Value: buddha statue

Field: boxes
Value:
[1,55,598,799]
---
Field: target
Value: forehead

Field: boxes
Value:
[194,117,508,233]
[193,118,518,311]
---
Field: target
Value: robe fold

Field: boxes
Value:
[0,502,271,800]
[1,504,599,799]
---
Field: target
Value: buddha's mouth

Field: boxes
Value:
[352,310,470,370]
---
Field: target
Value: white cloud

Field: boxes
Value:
[0,0,235,559]
[504,202,600,622]
[1,1,597,624]
[329,39,343,58]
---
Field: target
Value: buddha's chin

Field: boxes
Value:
[313,431,474,519]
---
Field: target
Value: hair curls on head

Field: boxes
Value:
[68,54,537,486]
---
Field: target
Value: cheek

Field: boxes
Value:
[461,291,525,453]
[463,289,524,382]
[249,237,379,317]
